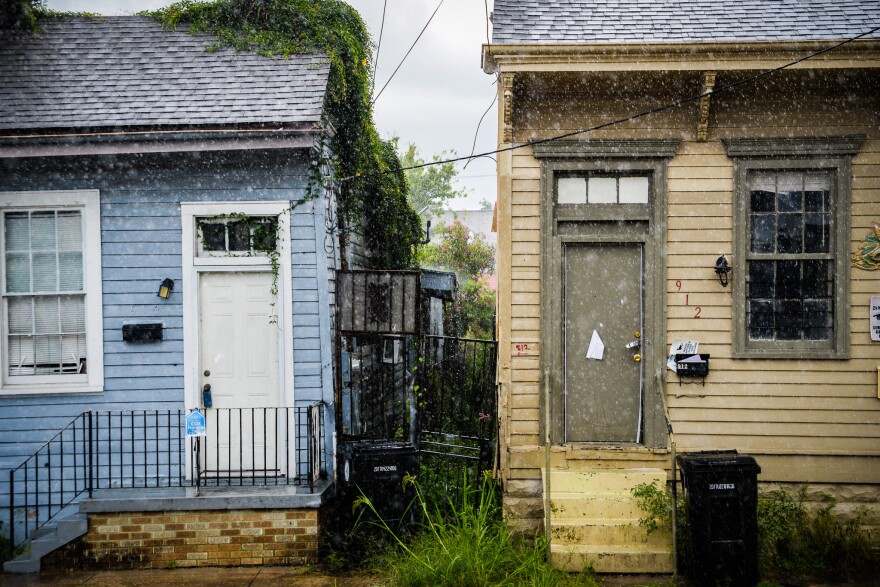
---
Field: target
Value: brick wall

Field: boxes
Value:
[43,509,318,571]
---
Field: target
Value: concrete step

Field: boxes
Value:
[550,543,674,574]
[551,519,671,546]
[550,493,645,520]
[3,513,88,574]
[548,468,667,494]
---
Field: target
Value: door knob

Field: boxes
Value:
[625,339,641,349]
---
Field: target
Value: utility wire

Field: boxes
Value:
[349,24,880,182]
[463,0,498,170]
[370,0,389,97]
[371,0,445,107]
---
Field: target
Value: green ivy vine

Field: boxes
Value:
[147,0,423,269]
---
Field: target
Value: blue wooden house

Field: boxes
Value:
[0,16,342,569]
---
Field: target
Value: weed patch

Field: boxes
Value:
[359,472,598,587]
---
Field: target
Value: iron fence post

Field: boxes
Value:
[87,411,94,498]
[8,469,13,560]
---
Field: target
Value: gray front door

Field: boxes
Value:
[564,243,644,443]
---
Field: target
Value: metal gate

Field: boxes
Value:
[335,270,497,484]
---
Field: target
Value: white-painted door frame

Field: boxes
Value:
[181,202,295,478]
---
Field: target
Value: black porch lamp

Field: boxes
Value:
[714,256,731,287]
[158,278,175,299]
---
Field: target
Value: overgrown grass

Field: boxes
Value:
[358,473,599,587]
[758,487,877,578]
[632,482,878,580]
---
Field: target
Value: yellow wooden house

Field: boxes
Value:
[483,0,880,574]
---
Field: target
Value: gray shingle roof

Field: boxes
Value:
[492,1,880,45]
[0,16,331,131]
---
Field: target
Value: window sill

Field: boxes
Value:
[732,347,850,361]
[0,384,104,397]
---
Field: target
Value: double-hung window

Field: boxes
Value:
[726,136,863,359]
[1,191,103,393]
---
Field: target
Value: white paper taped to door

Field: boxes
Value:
[586,330,604,360]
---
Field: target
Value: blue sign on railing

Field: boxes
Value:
[185,410,207,437]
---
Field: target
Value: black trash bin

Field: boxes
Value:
[677,450,761,587]
[338,440,419,524]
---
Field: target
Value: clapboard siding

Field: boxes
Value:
[496,65,880,498]
[0,147,340,513]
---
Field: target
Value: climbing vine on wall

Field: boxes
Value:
[148,0,423,269]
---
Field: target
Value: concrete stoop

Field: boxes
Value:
[544,468,673,574]
[3,512,88,573]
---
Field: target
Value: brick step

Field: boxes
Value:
[550,543,674,574]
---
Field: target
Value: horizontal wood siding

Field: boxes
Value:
[498,67,880,505]
[0,149,336,508]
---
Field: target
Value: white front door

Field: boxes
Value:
[199,271,280,476]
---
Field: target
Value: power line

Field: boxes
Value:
[463,0,498,171]
[370,0,389,97]
[371,0,445,107]
[349,24,880,182]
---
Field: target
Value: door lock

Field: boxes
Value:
[633,354,641,363]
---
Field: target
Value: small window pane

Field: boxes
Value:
[60,296,86,333]
[749,173,776,212]
[4,213,30,250]
[776,260,802,299]
[5,252,30,293]
[804,173,831,213]
[618,177,649,204]
[34,296,60,334]
[804,214,830,253]
[803,300,832,340]
[748,300,774,340]
[557,178,586,204]
[30,212,56,250]
[776,173,803,212]
[32,252,58,292]
[58,252,83,291]
[56,211,83,251]
[802,260,831,299]
[228,221,250,251]
[8,297,33,334]
[775,300,803,340]
[252,220,277,252]
[748,261,775,299]
[776,214,803,254]
[587,177,617,203]
[199,222,226,251]
[750,214,775,253]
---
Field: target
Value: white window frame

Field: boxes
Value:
[0,190,104,395]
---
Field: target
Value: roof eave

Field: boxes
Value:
[482,38,880,73]
[0,125,332,159]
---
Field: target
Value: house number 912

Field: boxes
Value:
[675,280,701,319]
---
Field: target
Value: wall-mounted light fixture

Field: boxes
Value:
[157,278,175,299]
[714,256,731,287]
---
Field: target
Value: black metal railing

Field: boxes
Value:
[418,336,498,486]
[7,404,325,558]
[338,332,498,487]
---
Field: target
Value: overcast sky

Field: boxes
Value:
[44,0,498,210]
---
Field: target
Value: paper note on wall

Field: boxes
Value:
[586,330,605,360]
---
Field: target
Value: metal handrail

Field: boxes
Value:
[7,405,325,558]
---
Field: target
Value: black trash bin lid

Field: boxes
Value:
[677,450,761,474]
